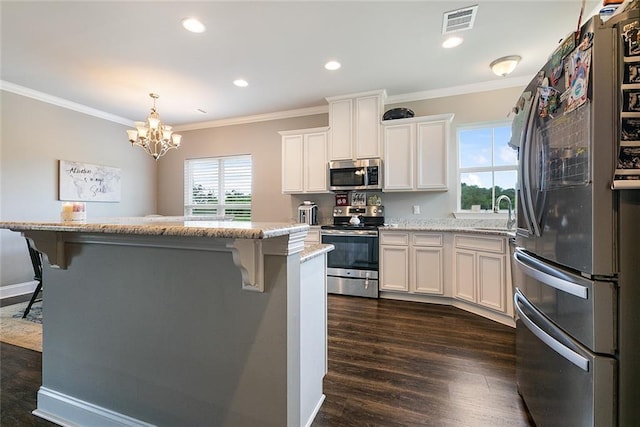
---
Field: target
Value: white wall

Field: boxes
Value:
[1,91,157,288]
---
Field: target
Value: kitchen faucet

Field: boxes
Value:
[495,195,515,230]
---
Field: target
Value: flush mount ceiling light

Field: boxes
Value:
[490,55,522,77]
[126,93,181,161]
[181,17,206,33]
[233,79,249,87]
[324,60,341,71]
[442,36,463,49]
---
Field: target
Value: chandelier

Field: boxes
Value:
[126,93,182,160]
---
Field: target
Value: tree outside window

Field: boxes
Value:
[457,123,517,212]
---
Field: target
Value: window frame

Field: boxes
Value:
[456,120,517,213]
[184,155,252,220]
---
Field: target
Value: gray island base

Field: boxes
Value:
[0,218,332,427]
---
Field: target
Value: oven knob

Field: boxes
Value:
[336,209,343,215]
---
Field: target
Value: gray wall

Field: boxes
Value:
[1,91,157,288]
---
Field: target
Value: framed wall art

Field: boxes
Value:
[58,160,121,202]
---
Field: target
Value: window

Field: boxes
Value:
[457,122,517,212]
[184,155,252,221]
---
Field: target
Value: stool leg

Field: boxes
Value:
[22,281,42,318]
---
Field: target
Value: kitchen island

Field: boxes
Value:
[0,217,332,427]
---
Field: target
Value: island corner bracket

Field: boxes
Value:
[227,231,307,292]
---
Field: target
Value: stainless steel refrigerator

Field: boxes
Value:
[510,5,640,426]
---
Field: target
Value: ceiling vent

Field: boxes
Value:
[442,5,478,34]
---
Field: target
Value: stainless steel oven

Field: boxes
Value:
[320,205,384,298]
[321,229,379,298]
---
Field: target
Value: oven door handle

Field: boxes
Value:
[321,230,378,237]
[514,289,589,372]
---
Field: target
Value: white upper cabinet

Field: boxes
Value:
[280,127,329,194]
[327,90,385,161]
[382,114,454,192]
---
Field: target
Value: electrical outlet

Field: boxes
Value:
[413,205,420,215]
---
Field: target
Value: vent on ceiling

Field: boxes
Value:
[442,5,478,34]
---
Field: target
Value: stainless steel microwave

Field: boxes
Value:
[328,159,382,191]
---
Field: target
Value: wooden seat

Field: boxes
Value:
[22,238,43,319]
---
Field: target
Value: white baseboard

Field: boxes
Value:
[304,394,326,427]
[0,280,37,300]
[34,387,155,427]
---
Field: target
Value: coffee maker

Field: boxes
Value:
[298,201,318,225]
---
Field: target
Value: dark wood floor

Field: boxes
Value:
[1,294,533,426]
[313,295,534,426]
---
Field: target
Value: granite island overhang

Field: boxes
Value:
[0,217,333,427]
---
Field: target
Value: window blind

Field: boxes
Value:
[184,155,252,221]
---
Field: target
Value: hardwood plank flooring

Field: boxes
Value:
[0,294,533,426]
[312,295,534,427]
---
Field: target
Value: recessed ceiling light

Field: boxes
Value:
[181,18,206,33]
[233,79,249,87]
[325,60,341,71]
[442,36,463,49]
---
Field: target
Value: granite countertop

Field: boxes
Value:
[378,225,514,237]
[379,218,516,237]
[300,243,334,263]
[0,217,309,240]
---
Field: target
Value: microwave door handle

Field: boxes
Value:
[514,290,589,371]
[513,249,589,299]
[522,90,542,237]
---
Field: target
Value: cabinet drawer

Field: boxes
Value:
[380,232,409,246]
[454,235,505,253]
[413,233,443,247]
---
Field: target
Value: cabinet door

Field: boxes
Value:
[355,95,381,159]
[282,135,304,193]
[454,249,476,303]
[477,253,506,312]
[383,123,414,190]
[416,121,448,190]
[380,246,409,292]
[328,99,353,161]
[413,247,444,295]
[304,132,328,193]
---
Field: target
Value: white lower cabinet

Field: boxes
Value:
[380,231,444,295]
[453,235,508,314]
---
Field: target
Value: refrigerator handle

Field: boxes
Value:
[513,249,589,299]
[521,90,542,237]
[514,290,589,371]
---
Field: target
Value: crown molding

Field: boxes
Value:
[173,105,329,131]
[2,76,531,131]
[385,75,532,105]
[0,80,134,127]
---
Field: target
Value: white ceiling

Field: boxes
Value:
[1,1,600,128]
